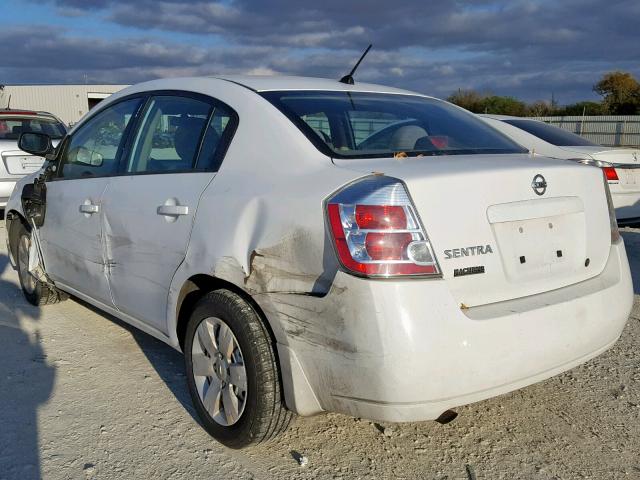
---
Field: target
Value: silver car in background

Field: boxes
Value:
[0,109,66,208]
[481,114,640,225]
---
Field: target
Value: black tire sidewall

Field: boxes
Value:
[15,225,42,306]
[184,291,265,448]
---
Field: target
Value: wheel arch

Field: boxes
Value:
[171,272,323,417]
[174,274,277,353]
[5,209,30,267]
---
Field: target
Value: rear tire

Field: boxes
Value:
[15,223,65,306]
[184,289,293,448]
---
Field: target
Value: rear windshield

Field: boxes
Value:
[503,119,597,147]
[0,116,67,140]
[262,91,526,158]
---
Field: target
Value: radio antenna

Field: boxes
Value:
[339,44,372,85]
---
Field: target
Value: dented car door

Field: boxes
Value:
[40,98,143,305]
[100,94,236,332]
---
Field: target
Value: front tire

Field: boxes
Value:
[15,223,64,306]
[184,289,293,448]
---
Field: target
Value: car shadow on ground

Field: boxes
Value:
[71,297,200,424]
[0,253,55,480]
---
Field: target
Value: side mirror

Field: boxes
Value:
[18,132,54,157]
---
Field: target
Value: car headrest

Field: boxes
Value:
[174,118,205,163]
[390,125,428,150]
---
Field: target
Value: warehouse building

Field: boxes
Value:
[0,84,128,126]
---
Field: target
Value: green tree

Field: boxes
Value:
[554,101,605,116]
[480,95,528,116]
[447,89,485,112]
[447,90,528,115]
[526,100,556,117]
[593,71,640,114]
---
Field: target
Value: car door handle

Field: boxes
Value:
[79,203,100,214]
[157,204,189,216]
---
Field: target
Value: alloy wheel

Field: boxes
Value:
[191,317,248,426]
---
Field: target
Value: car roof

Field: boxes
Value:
[479,114,544,123]
[0,109,59,119]
[214,75,428,97]
[479,114,518,120]
[108,76,436,113]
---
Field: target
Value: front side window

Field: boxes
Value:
[125,96,211,174]
[262,91,526,159]
[503,119,598,147]
[0,116,66,140]
[59,98,142,179]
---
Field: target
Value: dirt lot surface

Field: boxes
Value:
[0,223,639,480]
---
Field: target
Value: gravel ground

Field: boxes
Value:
[0,222,639,480]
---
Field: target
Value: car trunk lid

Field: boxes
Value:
[332,153,612,307]
[2,150,46,175]
[565,147,640,192]
[0,140,46,176]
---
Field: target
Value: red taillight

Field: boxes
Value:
[365,232,413,260]
[355,205,407,230]
[602,166,618,181]
[326,176,440,277]
[327,203,366,275]
[603,172,620,243]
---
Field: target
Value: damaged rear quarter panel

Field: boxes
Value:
[165,88,368,356]
[168,163,360,347]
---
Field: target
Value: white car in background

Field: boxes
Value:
[0,109,66,208]
[5,76,633,448]
[481,115,640,225]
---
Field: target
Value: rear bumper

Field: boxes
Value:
[0,180,16,208]
[271,240,633,421]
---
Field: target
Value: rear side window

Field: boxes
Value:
[125,96,212,174]
[262,91,526,159]
[0,116,66,140]
[503,119,598,147]
[195,104,235,171]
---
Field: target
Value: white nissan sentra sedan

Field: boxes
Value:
[481,114,640,225]
[5,76,633,448]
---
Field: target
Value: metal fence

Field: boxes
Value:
[305,117,393,144]
[305,114,640,149]
[531,115,640,147]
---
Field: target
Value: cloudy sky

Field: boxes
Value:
[1,0,638,104]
